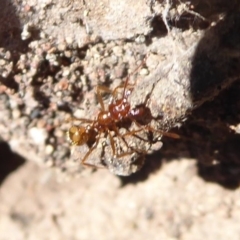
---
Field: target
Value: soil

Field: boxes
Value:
[1,0,240,239]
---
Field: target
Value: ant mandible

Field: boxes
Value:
[67,55,179,168]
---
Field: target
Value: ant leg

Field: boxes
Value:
[96,85,113,94]
[145,125,180,139]
[112,132,148,158]
[107,129,116,156]
[96,84,134,109]
[81,134,104,168]
[121,55,148,97]
[112,84,135,99]
[123,126,180,140]
[111,125,148,155]
[96,55,148,107]
[116,147,147,158]
[128,115,180,139]
[96,85,114,111]
[122,128,149,141]
[111,125,132,152]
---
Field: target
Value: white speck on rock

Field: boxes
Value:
[21,24,32,40]
[73,109,86,119]
[45,144,54,155]
[28,127,48,145]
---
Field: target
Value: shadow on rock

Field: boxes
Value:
[121,81,240,188]
[188,10,240,189]
[188,82,240,189]
[0,140,25,186]
[0,0,40,53]
[121,10,240,188]
[120,151,164,186]
[190,11,240,105]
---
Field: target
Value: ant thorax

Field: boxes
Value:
[96,111,114,127]
[108,98,131,121]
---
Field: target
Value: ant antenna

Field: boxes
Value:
[121,55,148,101]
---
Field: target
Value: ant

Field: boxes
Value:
[67,55,179,168]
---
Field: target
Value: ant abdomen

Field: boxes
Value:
[128,105,153,126]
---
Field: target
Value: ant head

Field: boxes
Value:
[67,125,89,146]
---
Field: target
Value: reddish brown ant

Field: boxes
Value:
[67,55,179,168]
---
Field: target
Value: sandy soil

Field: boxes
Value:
[1,157,240,240]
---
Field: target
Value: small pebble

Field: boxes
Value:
[112,46,123,57]
[30,108,42,119]
[57,43,67,51]
[54,129,64,138]
[45,144,54,155]
[73,109,85,118]
[139,68,149,75]
[12,109,21,119]
[28,127,48,145]
[21,24,31,40]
